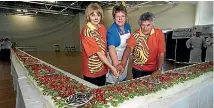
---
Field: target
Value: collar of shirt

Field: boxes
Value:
[113,22,130,35]
[86,22,100,31]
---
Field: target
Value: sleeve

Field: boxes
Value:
[107,31,116,47]
[127,33,137,48]
[186,38,192,49]
[158,30,166,53]
[125,24,131,33]
[81,28,101,57]
[202,37,206,48]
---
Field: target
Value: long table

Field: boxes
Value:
[11,49,98,108]
[149,77,213,108]
[11,50,44,108]
[11,49,213,108]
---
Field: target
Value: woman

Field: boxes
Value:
[205,33,213,61]
[80,3,118,86]
[117,12,166,79]
[106,5,131,84]
[186,32,206,63]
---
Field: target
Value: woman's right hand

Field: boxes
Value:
[110,66,119,77]
[115,63,124,75]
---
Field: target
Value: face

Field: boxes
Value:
[140,20,153,35]
[196,32,201,37]
[89,11,101,26]
[114,11,126,27]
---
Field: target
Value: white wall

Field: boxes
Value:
[195,1,213,25]
[1,2,211,52]
[103,3,197,31]
[0,14,80,51]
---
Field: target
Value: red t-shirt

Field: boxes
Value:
[80,22,107,78]
[127,27,166,71]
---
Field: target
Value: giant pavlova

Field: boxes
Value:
[12,48,213,108]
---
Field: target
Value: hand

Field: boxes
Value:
[115,64,124,75]
[110,66,119,77]
[190,47,193,50]
[113,61,119,67]
[152,70,162,76]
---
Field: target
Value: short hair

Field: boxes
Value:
[112,5,127,18]
[85,3,103,22]
[138,12,156,25]
[5,38,9,41]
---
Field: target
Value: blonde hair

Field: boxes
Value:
[85,3,103,23]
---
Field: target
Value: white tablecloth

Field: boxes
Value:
[149,77,213,108]
[11,50,45,108]
[11,50,27,91]
[16,78,44,108]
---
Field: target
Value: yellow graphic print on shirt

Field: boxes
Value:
[132,31,149,66]
[84,28,105,74]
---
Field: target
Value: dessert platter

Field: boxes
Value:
[12,48,213,108]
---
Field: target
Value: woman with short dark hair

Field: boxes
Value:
[106,5,131,84]
[118,12,166,79]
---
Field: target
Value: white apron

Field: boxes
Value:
[187,36,205,63]
[106,31,130,83]
[189,48,202,63]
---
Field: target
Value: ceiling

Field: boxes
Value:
[0,1,196,17]
[0,1,117,16]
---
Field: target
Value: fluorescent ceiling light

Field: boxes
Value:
[70,3,75,5]
[17,9,21,12]
[47,1,56,3]
[23,9,28,12]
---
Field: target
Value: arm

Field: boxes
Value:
[107,31,119,66]
[81,28,119,77]
[115,46,133,74]
[153,53,165,75]
[108,45,119,66]
[153,30,166,75]
[186,38,192,49]
[96,51,119,77]
[202,37,206,47]
[120,46,133,68]
[157,53,164,70]
[119,34,136,70]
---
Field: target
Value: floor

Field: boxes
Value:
[0,51,188,108]
[27,52,188,80]
[0,61,16,108]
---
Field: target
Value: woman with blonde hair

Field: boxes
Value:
[80,3,118,86]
